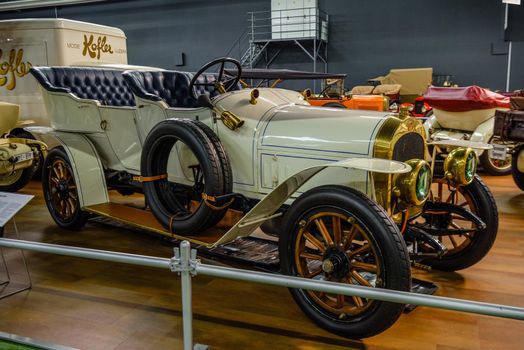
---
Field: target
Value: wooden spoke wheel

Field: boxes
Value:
[43,148,88,230]
[279,185,410,339]
[420,176,498,271]
[294,212,381,317]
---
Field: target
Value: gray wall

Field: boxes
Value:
[0,0,520,90]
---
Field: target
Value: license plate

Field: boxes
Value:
[489,144,507,160]
[15,152,34,163]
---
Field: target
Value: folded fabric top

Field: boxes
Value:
[423,85,510,112]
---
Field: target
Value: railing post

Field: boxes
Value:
[171,241,205,350]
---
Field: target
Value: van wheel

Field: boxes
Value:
[141,119,232,235]
[43,148,88,230]
[279,185,410,339]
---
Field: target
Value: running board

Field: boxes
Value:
[83,203,227,247]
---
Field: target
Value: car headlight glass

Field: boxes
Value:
[416,163,431,201]
[394,159,432,206]
[443,147,476,185]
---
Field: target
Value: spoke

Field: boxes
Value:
[50,177,60,185]
[315,218,334,246]
[58,162,66,178]
[347,243,371,259]
[445,191,454,204]
[351,270,373,287]
[52,166,61,179]
[217,61,225,81]
[303,231,326,253]
[352,295,365,308]
[458,201,469,207]
[343,225,358,250]
[306,268,323,279]
[351,261,378,273]
[299,252,323,261]
[448,235,458,248]
[336,294,345,308]
[450,222,464,230]
[438,182,443,200]
[332,216,342,246]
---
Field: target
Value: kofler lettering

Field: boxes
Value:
[82,34,114,59]
[0,48,32,91]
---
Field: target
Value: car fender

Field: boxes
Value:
[470,117,494,156]
[31,128,109,208]
[211,158,410,247]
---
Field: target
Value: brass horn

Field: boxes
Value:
[221,111,244,131]
[301,88,312,100]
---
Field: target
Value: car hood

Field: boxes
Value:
[259,104,390,158]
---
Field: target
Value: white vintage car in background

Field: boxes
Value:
[423,85,513,175]
[29,57,498,339]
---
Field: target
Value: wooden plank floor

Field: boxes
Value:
[0,175,523,349]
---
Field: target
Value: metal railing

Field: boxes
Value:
[0,238,523,350]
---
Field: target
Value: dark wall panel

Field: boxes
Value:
[0,0,516,90]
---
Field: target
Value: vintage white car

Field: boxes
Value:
[30,58,498,339]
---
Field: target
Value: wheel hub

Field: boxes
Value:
[57,180,70,198]
[322,247,350,279]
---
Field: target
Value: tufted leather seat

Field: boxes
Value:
[123,71,199,108]
[30,67,135,107]
[123,71,241,108]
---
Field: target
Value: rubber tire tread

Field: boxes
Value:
[141,119,230,235]
[42,148,89,230]
[422,175,499,271]
[279,185,411,339]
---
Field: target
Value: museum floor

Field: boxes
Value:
[0,175,523,350]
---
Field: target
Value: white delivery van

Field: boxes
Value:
[0,18,128,127]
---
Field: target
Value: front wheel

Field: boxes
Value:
[421,176,498,271]
[43,148,88,230]
[279,185,411,339]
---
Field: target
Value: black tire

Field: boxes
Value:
[9,128,44,180]
[322,102,347,109]
[479,137,511,176]
[43,148,88,230]
[279,185,411,339]
[0,167,34,192]
[141,119,232,235]
[422,175,498,271]
[511,145,524,191]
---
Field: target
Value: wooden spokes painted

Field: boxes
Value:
[430,180,477,254]
[48,159,78,220]
[294,212,382,317]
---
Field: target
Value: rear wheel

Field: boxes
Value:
[479,136,512,175]
[43,148,88,230]
[279,185,410,339]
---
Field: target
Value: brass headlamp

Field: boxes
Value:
[443,147,476,185]
[393,159,431,206]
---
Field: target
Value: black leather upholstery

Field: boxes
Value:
[123,71,242,108]
[30,67,135,107]
[123,71,199,108]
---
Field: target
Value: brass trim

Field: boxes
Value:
[372,115,428,218]
[393,159,431,206]
[443,147,477,186]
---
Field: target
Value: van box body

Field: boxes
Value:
[0,18,127,125]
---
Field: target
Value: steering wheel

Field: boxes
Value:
[189,57,242,99]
